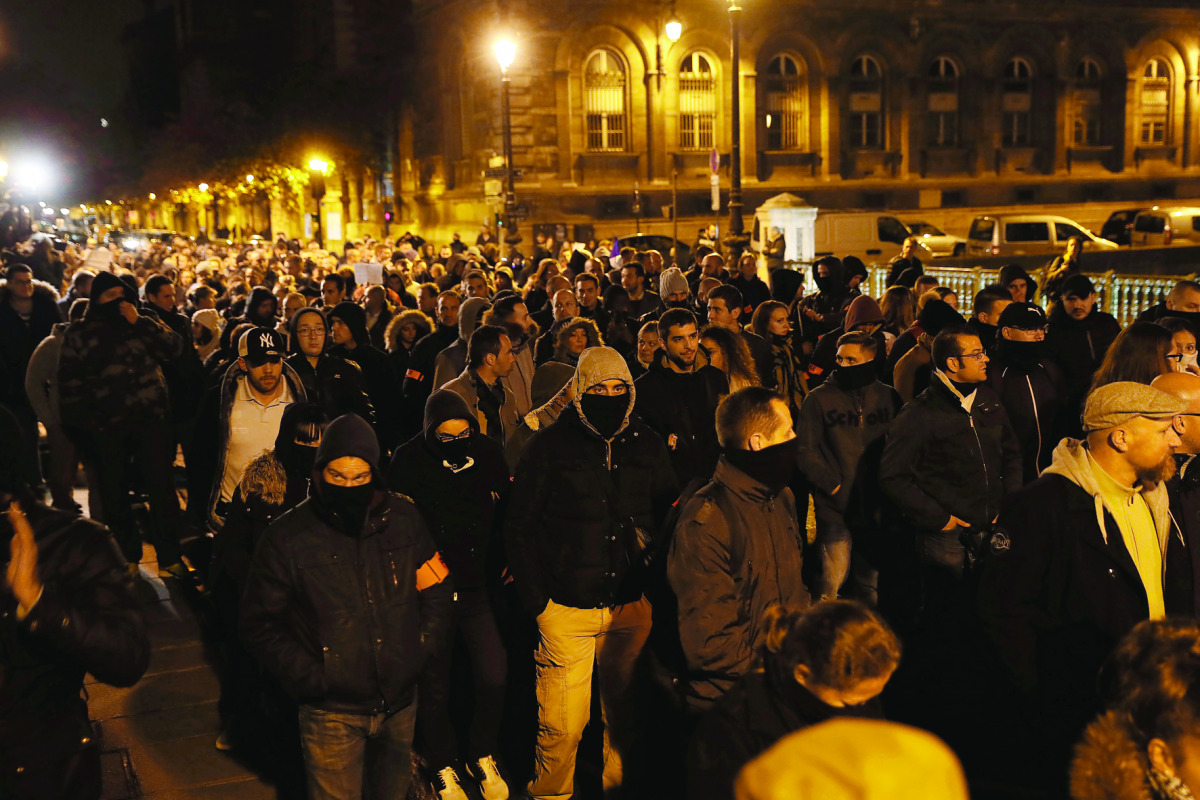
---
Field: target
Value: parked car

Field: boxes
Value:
[1130,207,1200,247]
[903,220,966,258]
[1099,208,1147,245]
[965,214,1117,258]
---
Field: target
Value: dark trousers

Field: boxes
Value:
[417,587,508,769]
[79,419,182,566]
[0,701,100,800]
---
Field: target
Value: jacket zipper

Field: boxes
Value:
[1024,373,1042,473]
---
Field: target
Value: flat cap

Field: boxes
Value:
[1082,381,1189,432]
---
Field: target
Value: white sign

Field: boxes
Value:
[84,247,113,272]
[354,262,384,286]
[325,211,343,242]
[710,173,720,212]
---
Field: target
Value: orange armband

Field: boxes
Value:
[416,552,450,591]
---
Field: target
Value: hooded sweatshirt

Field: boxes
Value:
[244,286,279,328]
[804,295,887,389]
[193,308,222,362]
[327,303,404,451]
[432,296,490,390]
[1042,438,1171,620]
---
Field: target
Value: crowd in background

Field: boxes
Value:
[7,220,1200,800]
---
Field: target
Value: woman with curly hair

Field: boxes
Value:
[750,300,803,412]
[385,308,434,376]
[552,316,603,366]
[701,325,760,394]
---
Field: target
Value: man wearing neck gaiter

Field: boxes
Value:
[505,346,677,800]
[669,387,810,710]
[881,327,1022,605]
[240,413,453,800]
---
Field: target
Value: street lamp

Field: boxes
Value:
[0,160,7,180]
[307,157,330,248]
[724,0,748,264]
[495,38,521,257]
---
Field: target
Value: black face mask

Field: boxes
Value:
[665,299,691,310]
[433,436,473,470]
[996,337,1045,371]
[579,393,629,440]
[832,361,876,392]
[321,481,375,535]
[279,442,319,481]
[814,275,836,294]
[95,298,126,324]
[723,439,797,497]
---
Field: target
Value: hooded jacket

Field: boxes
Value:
[803,295,887,389]
[24,322,68,428]
[999,264,1037,302]
[668,457,810,705]
[193,308,222,362]
[635,351,730,486]
[241,286,279,329]
[1071,710,1160,800]
[240,413,454,713]
[880,373,1023,532]
[505,347,677,614]
[0,277,61,412]
[505,361,574,468]
[328,302,404,451]
[432,297,490,390]
[1046,303,1122,432]
[796,258,851,345]
[401,320,462,425]
[978,438,1176,758]
[387,390,510,590]
[987,338,1069,484]
[284,307,375,428]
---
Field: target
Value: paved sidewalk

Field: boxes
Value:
[89,548,275,800]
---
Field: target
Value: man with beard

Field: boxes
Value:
[620,262,664,319]
[443,325,521,447]
[1044,275,1121,434]
[482,294,537,418]
[635,308,729,487]
[986,303,1067,485]
[574,273,610,332]
[977,382,1186,797]
[706,284,774,388]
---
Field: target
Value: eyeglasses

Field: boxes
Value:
[297,326,325,336]
[435,429,471,443]
[957,350,988,361]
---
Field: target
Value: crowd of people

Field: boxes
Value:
[6,223,1200,800]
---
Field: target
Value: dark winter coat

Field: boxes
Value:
[0,279,60,411]
[796,378,900,522]
[239,490,454,713]
[688,660,884,800]
[286,353,375,428]
[986,344,1069,484]
[634,355,729,486]
[880,376,1023,532]
[1165,453,1200,618]
[331,342,403,451]
[141,302,205,422]
[1045,304,1122,430]
[667,458,809,705]
[58,307,182,431]
[504,404,677,615]
[401,324,460,409]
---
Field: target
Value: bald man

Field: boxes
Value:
[1153,371,1200,616]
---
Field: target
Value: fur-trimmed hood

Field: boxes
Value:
[0,278,60,307]
[1071,710,1156,800]
[239,449,289,506]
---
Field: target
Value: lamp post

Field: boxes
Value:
[724,0,749,264]
[495,39,520,258]
[308,157,330,249]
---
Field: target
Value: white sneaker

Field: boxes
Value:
[433,766,470,800]
[472,755,510,800]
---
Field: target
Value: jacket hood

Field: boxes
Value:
[999,264,1036,295]
[423,388,480,447]
[571,345,635,439]
[458,296,491,343]
[239,449,289,507]
[0,277,59,307]
[246,286,278,327]
[87,270,135,311]
[844,295,885,331]
[1042,438,1174,552]
[313,413,381,484]
[1070,710,1155,800]
[288,307,326,355]
[328,301,369,346]
[192,308,221,335]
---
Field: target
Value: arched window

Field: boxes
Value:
[927,56,959,147]
[848,55,884,149]
[1002,57,1033,147]
[679,52,716,150]
[584,49,627,152]
[763,54,806,150]
[1140,59,1171,145]
[1072,57,1103,146]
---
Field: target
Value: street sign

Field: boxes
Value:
[710,173,720,211]
[484,167,523,180]
[484,179,503,198]
[710,148,719,174]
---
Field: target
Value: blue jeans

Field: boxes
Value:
[298,702,417,800]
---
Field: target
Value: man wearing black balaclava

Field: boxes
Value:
[505,346,676,800]
[388,390,512,800]
[669,386,810,709]
[796,332,901,603]
[241,412,453,800]
[987,302,1067,485]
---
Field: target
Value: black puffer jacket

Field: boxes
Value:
[0,502,150,725]
[880,375,1023,531]
[286,307,375,427]
[388,390,510,590]
[504,404,677,615]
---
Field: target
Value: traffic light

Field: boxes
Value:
[495,213,504,229]
[383,210,393,222]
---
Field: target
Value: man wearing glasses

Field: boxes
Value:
[986,302,1068,485]
[880,326,1023,608]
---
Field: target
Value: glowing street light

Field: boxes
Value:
[665,16,682,42]
[198,183,209,192]
[246,174,255,183]
[0,160,7,180]
[149,192,156,200]
[494,39,516,72]
[495,38,520,256]
[11,156,56,193]
[308,158,330,174]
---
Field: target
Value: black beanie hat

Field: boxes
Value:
[997,301,1047,331]
[314,413,381,484]
[328,301,369,346]
[917,299,965,337]
[89,271,128,304]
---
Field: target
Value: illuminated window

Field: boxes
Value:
[1002,57,1033,147]
[848,55,884,149]
[679,52,716,150]
[927,56,959,147]
[763,54,806,150]
[584,50,627,152]
[1139,59,1171,145]
[1072,57,1102,146]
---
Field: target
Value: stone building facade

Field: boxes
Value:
[401,0,1200,245]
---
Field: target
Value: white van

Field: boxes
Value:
[1130,207,1200,247]
[965,214,1117,258]
[811,211,928,266]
